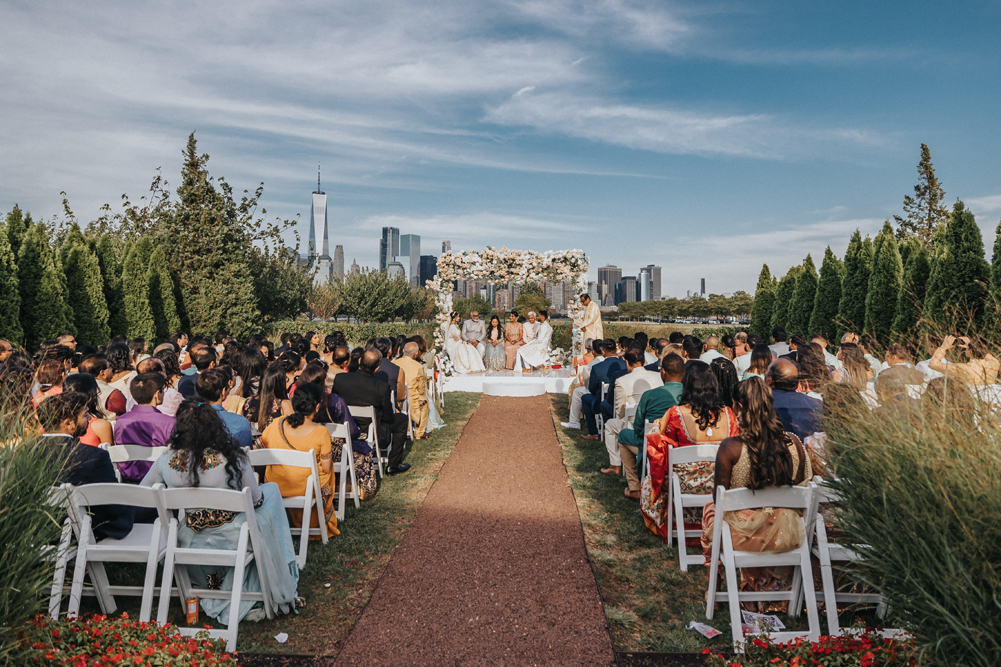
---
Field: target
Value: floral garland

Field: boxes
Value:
[426,247,589,376]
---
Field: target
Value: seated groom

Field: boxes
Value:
[462,311,486,358]
[601,347,663,476]
[581,339,626,441]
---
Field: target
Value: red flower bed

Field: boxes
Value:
[16,613,237,666]
[703,631,917,667]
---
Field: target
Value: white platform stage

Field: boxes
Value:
[442,368,575,397]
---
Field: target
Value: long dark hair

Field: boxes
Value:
[232,346,267,399]
[678,361,724,430]
[105,342,134,373]
[488,315,502,338]
[63,373,101,416]
[286,382,323,428]
[733,377,794,490]
[168,399,247,490]
[709,357,739,408]
[154,348,183,384]
[255,364,290,431]
[748,344,772,375]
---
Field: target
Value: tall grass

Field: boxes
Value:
[825,385,1001,666]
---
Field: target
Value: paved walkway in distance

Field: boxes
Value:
[333,394,615,666]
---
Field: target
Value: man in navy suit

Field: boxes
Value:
[767,358,822,441]
[581,339,627,440]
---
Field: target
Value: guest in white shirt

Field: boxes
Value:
[810,332,842,370]
[769,327,790,357]
[562,340,605,429]
[915,335,945,381]
[601,348,663,475]
[700,336,726,364]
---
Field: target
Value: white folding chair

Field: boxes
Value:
[325,422,360,515]
[667,444,719,568]
[596,382,609,438]
[706,484,821,652]
[639,420,655,483]
[401,385,414,440]
[67,483,167,622]
[156,486,275,652]
[247,448,325,570]
[45,484,77,619]
[621,404,638,478]
[100,444,169,482]
[348,405,386,477]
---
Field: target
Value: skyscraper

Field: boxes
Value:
[442,240,451,255]
[419,255,438,287]
[333,245,344,279]
[621,276,638,303]
[379,227,400,271]
[399,234,421,288]
[639,267,651,302]
[701,278,706,296]
[645,265,662,300]
[350,258,360,276]
[597,265,622,306]
[310,166,332,286]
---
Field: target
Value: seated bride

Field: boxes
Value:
[445,311,486,374]
[514,310,554,372]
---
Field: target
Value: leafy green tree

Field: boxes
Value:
[454,295,494,320]
[336,270,419,322]
[0,223,22,344]
[865,222,904,344]
[924,201,991,329]
[837,230,873,337]
[770,267,800,333]
[891,241,930,339]
[17,224,73,351]
[788,254,818,337]
[147,246,181,342]
[250,246,311,322]
[5,205,30,260]
[96,235,127,336]
[893,143,949,247]
[729,290,754,319]
[306,282,341,321]
[515,282,552,317]
[749,264,776,338]
[121,242,156,342]
[809,246,844,343]
[62,239,110,345]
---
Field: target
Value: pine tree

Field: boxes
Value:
[749,264,776,339]
[0,222,22,344]
[865,222,904,344]
[770,267,801,334]
[62,239,111,345]
[17,224,74,351]
[809,246,845,343]
[924,202,990,329]
[59,223,87,267]
[147,246,181,342]
[891,241,930,339]
[893,144,949,248]
[121,242,156,342]
[788,254,818,338]
[5,205,30,259]
[96,235,127,336]
[837,230,872,337]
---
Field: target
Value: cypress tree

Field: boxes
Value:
[770,266,801,333]
[0,223,22,344]
[96,235,127,337]
[837,230,872,337]
[788,254,818,338]
[749,264,776,339]
[924,201,990,329]
[893,143,949,247]
[121,242,156,342]
[5,205,30,259]
[59,223,87,267]
[17,224,73,351]
[147,246,181,342]
[62,239,111,345]
[809,246,845,344]
[891,242,930,339]
[991,220,1001,311]
[865,221,904,345]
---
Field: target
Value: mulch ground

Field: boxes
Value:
[332,394,616,666]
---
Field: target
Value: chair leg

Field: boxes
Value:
[227,529,250,652]
[88,563,117,615]
[139,519,162,622]
[705,535,721,618]
[347,451,360,508]
[721,529,744,652]
[789,566,803,618]
[821,561,840,635]
[157,521,180,626]
[673,479,689,572]
[49,523,74,619]
[799,545,821,641]
[67,528,91,618]
[298,486,312,571]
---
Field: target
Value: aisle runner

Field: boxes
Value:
[334,395,615,666]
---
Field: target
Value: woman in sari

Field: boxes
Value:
[260,382,340,538]
[641,361,738,541]
[444,312,485,374]
[483,314,506,371]
[141,399,301,624]
[701,377,812,611]
[503,310,525,370]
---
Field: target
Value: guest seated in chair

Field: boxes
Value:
[113,372,176,482]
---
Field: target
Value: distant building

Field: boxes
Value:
[645,265,662,301]
[309,168,332,286]
[442,240,451,255]
[621,276,638,303]
[333,245,344,279]
[639,268,651,302]
[380,227,400,271]
[495,288,512,312]
[400,234,420,288]
[386,260,405,280]
[597,265,622,307]
[701,278,706,297]
[588,281,600,303]
[419,255,438,287]
[350,258,360,276]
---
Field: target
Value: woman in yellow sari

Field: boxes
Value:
[260,382,339,538]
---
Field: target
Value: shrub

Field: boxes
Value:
[703,631,917,666]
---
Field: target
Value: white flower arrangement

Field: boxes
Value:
[545,347,568,367]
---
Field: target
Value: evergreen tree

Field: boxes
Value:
[770,267,801,333]
[5,205,30,260]
[788,254,818,338]
[865,222,904,344]
[893,143,949,247]
[147,246,181,342]
[891,241,930,339]
[59,223,87,267]
[17,224,73,350]
[991,219,1001,312]
[837,230,873,337]
[924,202,991,329]
[62,240,110,345]
[0,223,22,344]
[96,235,127,337]
[809,246,844,344]
[749,264,776,338]
[121,242,156,342]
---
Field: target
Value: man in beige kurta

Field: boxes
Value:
[575,294,603,351]
[393,342,430,439]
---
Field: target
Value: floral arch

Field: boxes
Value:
[426,247,590,363]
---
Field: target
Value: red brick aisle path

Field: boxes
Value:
[333,394,615,666]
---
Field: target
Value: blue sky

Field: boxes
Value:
[2,0,1000,297]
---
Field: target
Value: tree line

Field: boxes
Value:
[750,144,1000,346]
[0,133,313,350]
[307,270,433,323]
[613,291,753,321]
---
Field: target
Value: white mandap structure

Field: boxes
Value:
[426,247,588,397]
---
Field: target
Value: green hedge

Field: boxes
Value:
[550,323,745,352]
[262,321,438,348]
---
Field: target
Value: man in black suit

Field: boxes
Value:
[581,339,627,440]
[177,346,217,398]
[766,358,822,441]
[38,392,135,540]
[333,349,411,475]
[372,337,406,410]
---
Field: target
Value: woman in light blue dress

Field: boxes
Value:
[141,398,300,625]
[483,314,507,371]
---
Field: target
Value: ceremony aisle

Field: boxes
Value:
[333,395,616,666]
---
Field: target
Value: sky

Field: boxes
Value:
[2,0,1000,298]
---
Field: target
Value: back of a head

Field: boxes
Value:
[195,368,229,402]
[662,352,685,379]
[591,339,604,355]
[361,349,382,374]
[375,337,392,358]
[746,333,763,348]
[333,346,351,367]
[766,358,800,392]
[78,355,109,377]
[348,347,364,372]
[404,341,420,358]
[287,381,324,427]
[668,331,684,344]
[136,357,165,376]
[721,334,735,351]
[810,332,829,349]
[682,336,702,361]
[324,334,339,353]
[789,335,806,349]
[128,338,146,357]
[634,331,648,346]
[105,342,134,372]
[192,346,217,372]
[704,335,719,351]
[170,398,245,488]
[886,341,913,363]
[772,326,787,343]
[679,361,722,429]
[797,343,829,391]
[62,373,100,413]
[36,359,66,388]
[130,373,166,405]
[732,377,794,490]
[617,336,632,351]
[298,361,327,388]
[655,338,670,354]
[602,338,617,355]
[709,357,738,407]
[40,344,73,364]
[749,344,772,373]
[277,350,301,374]
[624,349,644,366]
[38,391,89,432]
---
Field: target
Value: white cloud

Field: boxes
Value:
[967,195,1001,216]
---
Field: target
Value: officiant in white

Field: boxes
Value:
[514,310,554,372]
[445,312,486,374]
[574,294,603,352]
[461,311,487,358]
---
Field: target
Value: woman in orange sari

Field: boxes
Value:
[641,361,738,541]
[503,310,525,370]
